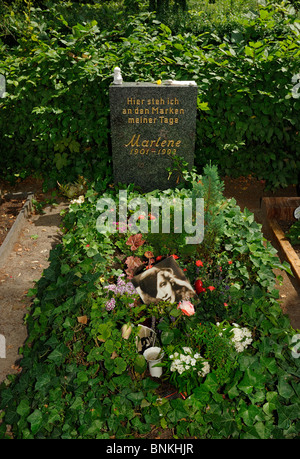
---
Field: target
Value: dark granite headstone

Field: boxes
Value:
[109,81,197,192]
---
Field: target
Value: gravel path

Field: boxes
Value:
[0,200,68,383]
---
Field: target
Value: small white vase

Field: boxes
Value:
[143,347,164,378]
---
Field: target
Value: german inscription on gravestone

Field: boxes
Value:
[109,75,197,192]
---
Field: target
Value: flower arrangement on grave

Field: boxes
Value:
[100,231,255,396]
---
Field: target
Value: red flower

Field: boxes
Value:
[148,213,156,220]
[156,255,163,261]
[196,260,203,267]
[138,215,145,220]
[86,244,90,247]
[228,260,233,265]
[170,254,179,259]
[194,279,204,294]
[207,286,215,291]
[224,303,228,307]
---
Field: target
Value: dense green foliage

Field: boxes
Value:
[0,0,299,189]
[0,165,299,439]
[286,219,300,245]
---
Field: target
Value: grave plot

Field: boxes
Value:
[0,165,299,440]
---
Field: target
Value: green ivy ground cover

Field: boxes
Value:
[0,165,299,439]
[0,1,299,189]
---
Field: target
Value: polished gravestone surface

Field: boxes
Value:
[109,79,197,192]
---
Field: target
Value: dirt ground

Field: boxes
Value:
[0,175,299,384]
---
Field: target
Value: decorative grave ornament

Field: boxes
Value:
[136,324,156,354]
[109,72,198,192]
[113,67,123,85]
[131,257,196,305]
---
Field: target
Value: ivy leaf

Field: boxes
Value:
[134,354,147,375]
[47,344,69,365]
[263,391,278,416]
[27,409,43,435]
[17,399,31,417]
[167,399,187,424]
[161,329,175,345]
[277,404,299,430]
[127,391,144,405]
[114,357,127,375]
[97,323,112,342]
[277,376,295,399]
[35,373,52,391]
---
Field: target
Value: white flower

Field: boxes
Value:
[182,347,192,354]
[70,195,85,205]
[198,359,210,377]
[216,322,253,353]
[230,324,253,352]
[169,347,210,378]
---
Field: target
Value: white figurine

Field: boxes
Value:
[294,206,300,220]
[113,67,123,85]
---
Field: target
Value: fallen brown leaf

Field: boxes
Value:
[77,315,88,324]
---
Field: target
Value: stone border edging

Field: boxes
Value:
[0,192,34,269]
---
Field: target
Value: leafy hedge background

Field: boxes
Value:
[0,0,299,189]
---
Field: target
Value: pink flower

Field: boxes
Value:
[177,301,195,317]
